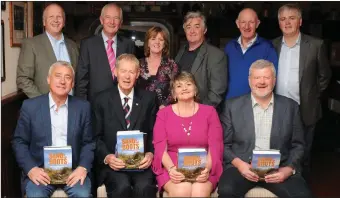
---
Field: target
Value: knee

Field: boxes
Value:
[168,186,191,197]
[134,180,156,196]
[68,188,91,198]
[25,182,51,198]
[217,185,235,197]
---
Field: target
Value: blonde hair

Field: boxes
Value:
[249,59,276,77]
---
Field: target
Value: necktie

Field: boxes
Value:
[106,39,116,79]
[123,97,131,129]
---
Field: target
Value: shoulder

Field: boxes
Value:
[198,103,217,115]
[302,33,323,45]
[224,94,250,110]
[79,35,100,45]
[69,95,90,109]
[257,37,275,48]
[118,35,134,45]
[21,94,47,112]
[205,42,224,56]
[274,94,299,109]
[64,36,77,47]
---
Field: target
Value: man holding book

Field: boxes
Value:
[12,61,95,197]
[218,59,312,198]
[93,54,158,198]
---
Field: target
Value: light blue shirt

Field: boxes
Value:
[101,31,117,56]
[49,93,68,146]
[46,32,71,63]
[237,34,257,54]
[46,32,73,95]
[276,33,301,104]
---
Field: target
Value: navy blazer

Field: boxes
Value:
[12,94,95,188]
[220,94,305,172]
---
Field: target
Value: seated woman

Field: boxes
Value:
[152,71,223,197]
[137,26,179,109]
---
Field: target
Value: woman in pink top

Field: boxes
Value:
[152,71,223,197]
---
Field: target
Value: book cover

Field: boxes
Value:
[116,130,145,170]
[43,146,72,184]
[251,150,281,179]
[177,148,207,182]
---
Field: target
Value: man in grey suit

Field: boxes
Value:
[272,4,332,179]
[175,11,228,109]
[17,3,79,98]
[75,3,135,102]
[218,60,312,198]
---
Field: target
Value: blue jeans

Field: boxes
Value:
[25,176,91,198]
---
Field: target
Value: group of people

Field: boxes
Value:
[12,2,331,198]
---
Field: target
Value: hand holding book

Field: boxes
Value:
[196,168,210,183]
[28,167,51,186]
[233,158,260,182]
[138,152,153,169]
[105,154,126,170]
[169,167,185,184]
[264,166,293,183]
[66,166,87,187]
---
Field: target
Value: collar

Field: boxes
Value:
[282,32,301,46]
[251,93,274,109]
[46,31,65,43]
[102,31,117,44]
[237,34,258,47]
[117,86,134,101]
[49,92,68,109]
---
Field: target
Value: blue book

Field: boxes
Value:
[116,130,145,170]
[43,146,72,184]
[251,150,281,179]
[177,148,207,182]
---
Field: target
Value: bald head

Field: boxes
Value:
[236,8,260,41]
[237,8,258,21]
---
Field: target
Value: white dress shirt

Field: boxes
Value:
[49,93,68,146]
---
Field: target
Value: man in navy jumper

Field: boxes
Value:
[225,8,278,99]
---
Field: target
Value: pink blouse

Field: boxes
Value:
[152,104,223,190]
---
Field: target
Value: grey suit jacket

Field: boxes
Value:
[272,33,332,126]
[175,41,228,108]
[17,33,79,98]
[220,94,305,172]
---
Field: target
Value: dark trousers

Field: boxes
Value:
[302,124,316,181]
[104,168,157,198]
[218,167,313,198]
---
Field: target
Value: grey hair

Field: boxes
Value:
[115,54,140,70]
[249,59,276,77]
[48,61,75,77]
[183,11,207,30]
[101,3,123,21]
[42,3,66,24]
[278,4,302,19]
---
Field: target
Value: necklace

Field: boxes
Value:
[177,103,195,136]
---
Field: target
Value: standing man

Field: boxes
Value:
[93,54,157,198]
[218,60,312,198]
[13,61,95,197]
[75,3,135,102]
[175,11,228,109]
[272,4,332,179]
[225,8,278,99]
[17,3,79,98]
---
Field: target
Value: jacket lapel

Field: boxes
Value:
[111,86,127,129]
[65,38,76,66]
[42,33,57,62]
[129,89,142,129]
[191,42,207,74]
[41,94,52,146]
[299,34,309,82]
[67,96,76,145]
[175,46,185,63]
[116,35,125,57]
[243,95,256,146]
[273,37,282,58]
[270,95,284,149]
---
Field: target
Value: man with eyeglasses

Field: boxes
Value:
[224,8,278,100]
[75,3,135,102]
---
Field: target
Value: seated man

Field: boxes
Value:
[218,59,312,198]
[12,61,95,197]
[93,54,158,198]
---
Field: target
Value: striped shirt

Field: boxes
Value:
[251,94,274,150]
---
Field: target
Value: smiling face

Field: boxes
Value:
[43,4,65,37]
[47,65,74,98]
[173,79,197,102]
[278,8,302,37]
[249,67,276,99]
[236,8,260,41]
[148,33,165,55]
[100,4,122,39]
[114,59,140,95]
[184,17,206,46]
